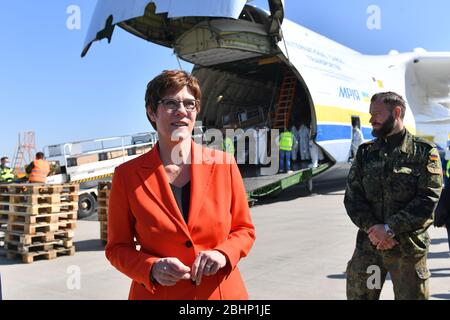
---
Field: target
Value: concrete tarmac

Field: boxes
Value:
[1,177,449,300]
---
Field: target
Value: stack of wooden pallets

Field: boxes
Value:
[0,183,79,263]
[0,188,10,256]
[97,181,111,243]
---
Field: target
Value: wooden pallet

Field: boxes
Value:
[97,207,108,216]
[0,193,79,205]
[5,230,74,245]
[97,181,111,200]
[0,230,4,248]
[7,246,75,263]
[98,181,112,190]
[6,240,67,253]
[97,198,109,208]
[7,238,73,252]
[0,213,8,224]
[8,212,77,224]
[1,202,78,215]
[98,182,111,241]
[97,212,108,222]
[7,220,76,235]
[98,189,110,199]
[0,183,79,195]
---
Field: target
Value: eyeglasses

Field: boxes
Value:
[157,98,198,112]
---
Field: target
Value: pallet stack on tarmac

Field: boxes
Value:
[0,204,6,256]
[97,181,111,243]
[0,183,79,263]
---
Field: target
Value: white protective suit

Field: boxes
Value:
[299,124,311,161]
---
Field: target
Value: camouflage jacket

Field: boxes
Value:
[344,130,443,256]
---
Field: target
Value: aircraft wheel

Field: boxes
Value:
[78,193,97,219]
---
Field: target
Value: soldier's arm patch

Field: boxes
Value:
[427,165,441,174]
[427,148,442,174]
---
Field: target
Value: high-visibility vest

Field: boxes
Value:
[279,131,294,151]
[29,159,50,183]
[223,137,235,155]
[446,160,450,178]
[0,166,14,182]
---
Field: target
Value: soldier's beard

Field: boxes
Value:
[372,114,395,138]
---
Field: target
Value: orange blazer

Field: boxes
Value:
[105,141,256,300]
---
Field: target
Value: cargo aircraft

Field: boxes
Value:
[81,0,450,199]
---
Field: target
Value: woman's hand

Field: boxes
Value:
[151,257,191,286]
[191,250,227,285]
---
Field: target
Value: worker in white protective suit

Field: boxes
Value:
[299,123,311,162]
[348,124,364,162]
[290,124,300,162]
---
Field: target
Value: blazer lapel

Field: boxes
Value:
[187,142,216,232]
[137,143,190,238]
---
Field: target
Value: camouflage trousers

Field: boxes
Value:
[346,247,430,300]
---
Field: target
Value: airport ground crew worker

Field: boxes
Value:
[0,157,14,183]
[344,92,442,300]
[26,152,51,183]
[349,124,364,162]
[279,128,294,173]
[290,124,299,162]
[299,123,311,161]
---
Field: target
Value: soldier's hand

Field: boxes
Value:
[368,224,389,245]
[376,238,399,251]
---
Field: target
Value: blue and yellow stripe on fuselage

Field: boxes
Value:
[313,104,416,163]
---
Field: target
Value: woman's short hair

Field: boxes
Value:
[145,70,201,129]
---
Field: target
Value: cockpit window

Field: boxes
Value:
[250,10,263,24]
[239,9,253,22]
[239,8,264,24]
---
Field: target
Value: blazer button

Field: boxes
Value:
[185,240,193,248]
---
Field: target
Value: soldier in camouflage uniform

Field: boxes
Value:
[344,92,443,300]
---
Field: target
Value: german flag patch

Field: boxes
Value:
[429,154,439,161]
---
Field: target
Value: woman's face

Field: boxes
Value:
[147,85,198,144]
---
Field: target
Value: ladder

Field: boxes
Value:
[271,72,297,129]
[12,131,36,178]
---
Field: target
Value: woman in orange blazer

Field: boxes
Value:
[105,70,255,300]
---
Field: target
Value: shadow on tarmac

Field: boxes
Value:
[430,268,450,278]
[327,272,394,281]
[0,256,20,265]
[431,238,449,245]
[79,211,99,222]
[428,251,450,259]
[327,272,346,280]
[252,176,348,207]
[74,239,105,252]
[432,292,450,299]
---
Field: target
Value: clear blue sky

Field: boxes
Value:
[1,0,450,161]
